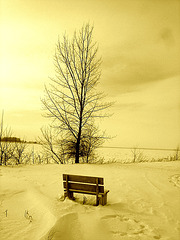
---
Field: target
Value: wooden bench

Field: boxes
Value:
[63,174,109,206]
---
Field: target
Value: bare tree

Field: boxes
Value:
[0,110,4,165]
[0,111,16,165]
[0,127,16,165]
[39,123,107,164]
[174,146,179,161]
[0,111,28,165]
[42,24,111,163]
[13,140,27,164]
[81,123,106,163]
[39,126,65,164]
[131,146,147,163]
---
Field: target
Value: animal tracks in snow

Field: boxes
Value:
[169,174,180,188]
[100,214,161,239]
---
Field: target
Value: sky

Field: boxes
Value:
[0,0,180,149]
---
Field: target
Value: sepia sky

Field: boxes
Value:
[0,0,180,148]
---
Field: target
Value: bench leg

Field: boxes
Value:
[64,191,74,200]
[96,195,99,206]
[99,192,108,206]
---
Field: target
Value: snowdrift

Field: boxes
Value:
[0,162,180,240]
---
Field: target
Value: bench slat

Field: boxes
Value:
[63,174,104,185]
[64,189,108,195]
[63,182,104,193]
[65,189,99,195]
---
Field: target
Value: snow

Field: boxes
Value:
[0,162,180,240]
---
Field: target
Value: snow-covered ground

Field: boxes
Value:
[0,162,180,240]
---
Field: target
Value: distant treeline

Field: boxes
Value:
[0,137,22,142]
[0,137,37,144]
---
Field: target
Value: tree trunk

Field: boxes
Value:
[75,114,83,163]
[75,123,82,163]
[75,100,83,163]
[0,155,2,165]
[75,139,80,163]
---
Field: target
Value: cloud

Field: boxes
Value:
[112,102,144,112]
[94,0,180,95]
[159,28,175,46]
[100,26,180,95]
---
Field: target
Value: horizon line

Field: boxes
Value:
[99,146,178,151]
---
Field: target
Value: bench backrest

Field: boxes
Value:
[63,174,104,194]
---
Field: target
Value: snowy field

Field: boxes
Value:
[0,162,180,240]
[26,143,178,164]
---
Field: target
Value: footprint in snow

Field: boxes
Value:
[100,214,161,239]
[169,174,180,188]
